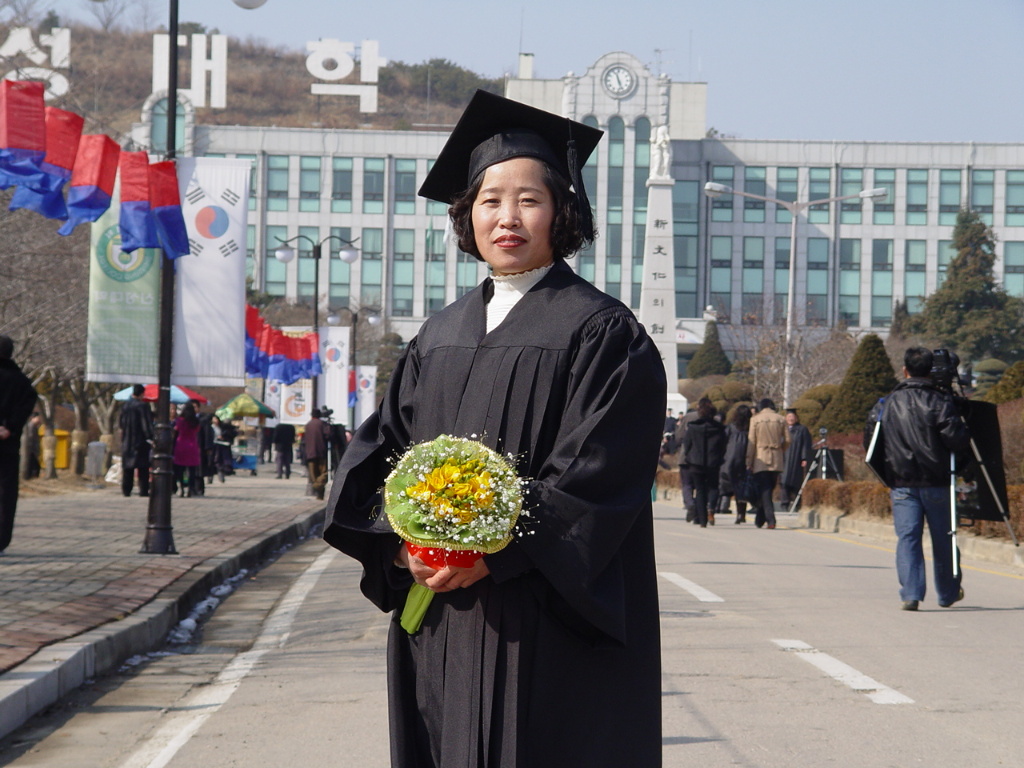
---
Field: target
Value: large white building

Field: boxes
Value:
[138,50,1024,372]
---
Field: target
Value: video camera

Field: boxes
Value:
[930,349,964,394]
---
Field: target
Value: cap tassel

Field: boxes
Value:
[566,139,595,242]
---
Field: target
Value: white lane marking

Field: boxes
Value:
[772,639,914,705]
[659,572,725,602]
[119,548,339,768]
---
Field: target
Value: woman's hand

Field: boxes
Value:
[425,558,490,593]
[396,544,490,592]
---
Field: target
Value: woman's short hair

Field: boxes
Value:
[448,159,594,262]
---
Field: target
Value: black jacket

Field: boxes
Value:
[0,358,38,458]
[682,416,726,472]
[879,378,970,487]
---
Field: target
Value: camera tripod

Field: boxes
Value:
[790,437,843,512]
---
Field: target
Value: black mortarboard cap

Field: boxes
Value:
[418,90,603,238]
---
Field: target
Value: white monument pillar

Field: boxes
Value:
[639,125,687,412]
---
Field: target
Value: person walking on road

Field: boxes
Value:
[682,397,726,527]
[172,403,202,498]
[747,398,788,529]
[272,421,296,479]
[780,409,813,511]
[718,404,753,524]
[302,409,330,500]
[0,335,38,553]
[876,347,970,611]
[119,384,154,498]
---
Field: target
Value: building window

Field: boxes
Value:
[395,158,417,215]
[235,153,257,211]
[579,116,600,284]
[360,228,383,307]
[971,169,994,225]
[840,168,864,224]
[363,158,385,214]
[775,167,798,223]
[605,218,622,300]
[741,236,763,324]
[456,251,480,299]
[806,238,829,325]
[937,239,954,285]
[709,235,732,321]
[328,226,352,306]
[264,224,287,296]
[1006,171,1024,227]
[607,116,625,214]
[906,169,928,225]
[773,237,789,324]
[299,157,320,213]
[711,165,734,222]
[425,229,446,316]
[744,166,766,223]
[246,224,255,279]
[1004,242,1024,297]
[296,226,319,299]
[873,169,895,225]
[939,169,961,226]
[904,240,926,313]
[331,157,353,214]
[870,240,893,326]
[839,238,861,325]
[675,235,698,318]
[391,229,415,317]
[631,223,644,309]
[633,117,650,212]
[808,168,831,224]
[266,155,289,212]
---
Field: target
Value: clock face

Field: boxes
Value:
[603,65,636,98]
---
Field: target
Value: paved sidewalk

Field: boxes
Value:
[0,470,327,738]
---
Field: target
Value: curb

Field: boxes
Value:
[798,507,1024,569]
[0,503,326,741]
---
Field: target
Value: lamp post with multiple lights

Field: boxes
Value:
[702,181,888,408]
[273,234,360,410]
[143,0,268,554]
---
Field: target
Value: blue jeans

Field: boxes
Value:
[891,486,961,604]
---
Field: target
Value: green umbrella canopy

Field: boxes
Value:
[215,393,275,420]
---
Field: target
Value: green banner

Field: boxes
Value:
[85,197,162,383]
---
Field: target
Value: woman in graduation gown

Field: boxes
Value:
[323,91,667,768]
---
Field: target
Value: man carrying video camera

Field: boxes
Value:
[878,347,970,611]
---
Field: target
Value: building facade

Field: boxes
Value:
[140,51,1024,370]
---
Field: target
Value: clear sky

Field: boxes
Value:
[43,0,1024,143]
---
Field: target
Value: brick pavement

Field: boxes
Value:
[0,472,325,676]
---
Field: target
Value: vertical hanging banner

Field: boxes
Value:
[321,326,350,421]
[279,379,312,426]
[172,157,251,386]
[355,365,378,427]
[86,180,161,382]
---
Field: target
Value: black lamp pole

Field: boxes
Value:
[273,234,359,411]
[142,0,180,554]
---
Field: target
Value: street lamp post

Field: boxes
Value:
[142,0,268,554]
[703,181,888,407]
[326,305,381,429]
[274,234,359,409]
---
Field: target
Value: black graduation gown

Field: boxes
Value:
[118,397,154,470]
[782,423,813,490]
[323,262,666,768]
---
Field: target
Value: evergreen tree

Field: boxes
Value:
[687,320,732,379]
[982,360,1024,404]
[909,210,1024,361]
[819,334,898,434]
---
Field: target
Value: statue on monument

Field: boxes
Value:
[650,124,672,180]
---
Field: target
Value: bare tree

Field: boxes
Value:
[81,0,131,32]
[0,0,52,26]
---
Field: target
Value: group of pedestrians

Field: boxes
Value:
[119,390,238,499]
[669,397,813,528]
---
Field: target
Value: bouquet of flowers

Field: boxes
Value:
[384,434,526,632]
